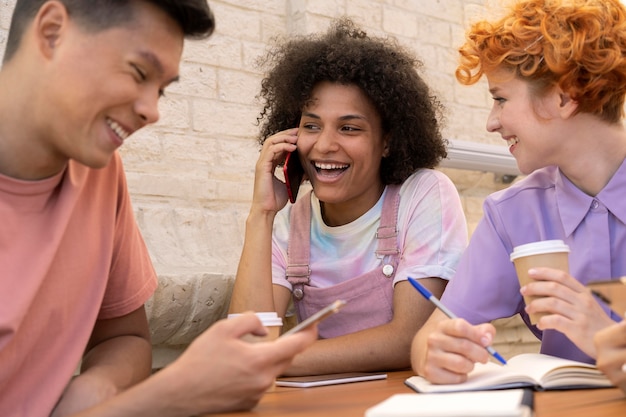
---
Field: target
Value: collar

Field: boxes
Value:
[558,158,626,236]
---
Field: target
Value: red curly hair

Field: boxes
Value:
[456,0,626,123]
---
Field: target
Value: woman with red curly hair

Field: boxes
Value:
[412,0,626,386]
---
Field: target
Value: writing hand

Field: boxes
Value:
[412,311,497,384]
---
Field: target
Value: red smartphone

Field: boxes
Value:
[283,151,304,203]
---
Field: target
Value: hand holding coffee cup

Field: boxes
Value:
[510,240,570,325]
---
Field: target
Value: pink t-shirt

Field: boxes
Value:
[0,153,158,417]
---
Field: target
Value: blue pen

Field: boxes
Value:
[408,276,507,365]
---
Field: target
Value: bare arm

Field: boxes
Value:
[52,306,153,417]
[281,278,445,376]
[229,209,280,313]
[62,313,317,417]
[229,128,298,315]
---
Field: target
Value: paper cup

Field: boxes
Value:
[227,312,283,391]
[227,312,283,343]
[510,240,570,325]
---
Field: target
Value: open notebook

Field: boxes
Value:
[406,353,613,393]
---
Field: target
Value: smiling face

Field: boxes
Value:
[297,81,388,226]
[34,1,183,174]
[486,72,565,175]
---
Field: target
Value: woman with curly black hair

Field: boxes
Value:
[229,18,467,376]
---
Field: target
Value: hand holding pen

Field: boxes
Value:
[408,277,507,365]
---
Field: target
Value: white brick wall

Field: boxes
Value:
[0,0,539,367]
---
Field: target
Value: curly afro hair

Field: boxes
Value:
[256,17,447,185]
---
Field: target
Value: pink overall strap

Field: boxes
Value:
[286,191,313,300]
[376,184,401,259]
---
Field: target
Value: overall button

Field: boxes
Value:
[382,264,394,277]
[293,287,304,299]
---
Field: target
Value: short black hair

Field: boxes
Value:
[256,17,447,185]
[3,0,215,63]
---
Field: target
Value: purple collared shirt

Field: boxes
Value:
[441,160,626,363]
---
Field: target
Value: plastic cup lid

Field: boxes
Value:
[227,312,283,326]
[255,312,283,326]
[510,239,570,261]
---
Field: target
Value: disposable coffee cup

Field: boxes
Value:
[510,240,570,325]
[227,312,283,391]
[227,311,284,343]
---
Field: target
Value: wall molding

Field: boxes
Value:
[440,139,521,177]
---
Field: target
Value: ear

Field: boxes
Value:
[382,134,391,158]
[556,89,579,120]
[34,1,69,59]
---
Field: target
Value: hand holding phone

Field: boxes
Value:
[283,150,304,204]
[281,300,347,337]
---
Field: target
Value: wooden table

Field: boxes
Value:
[208,370,626,416]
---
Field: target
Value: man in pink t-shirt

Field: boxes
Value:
[0,1,316,416]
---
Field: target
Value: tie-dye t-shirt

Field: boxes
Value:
[271,169,468,290]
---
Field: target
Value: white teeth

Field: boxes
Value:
[506,137,519,147]
[106,119,130,141]
[315,162,349,170]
